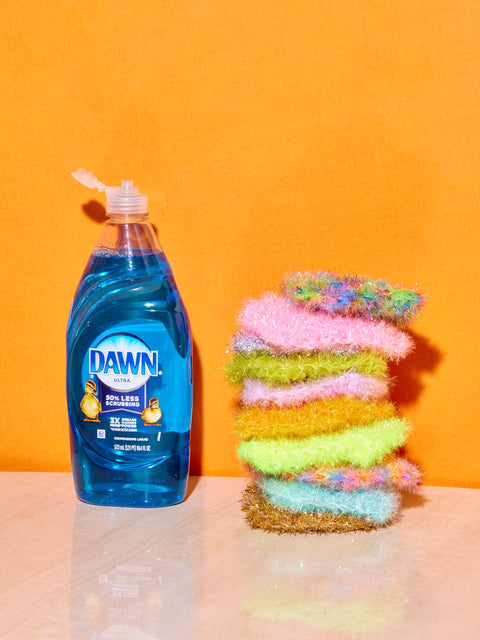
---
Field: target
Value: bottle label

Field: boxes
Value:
[89,334,159,390]
[78,324,191,458]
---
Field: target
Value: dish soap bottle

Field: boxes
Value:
[67,169,192,507]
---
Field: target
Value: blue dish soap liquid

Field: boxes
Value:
[67,169,192,507]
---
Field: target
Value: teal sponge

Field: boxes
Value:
[259,477,400,524]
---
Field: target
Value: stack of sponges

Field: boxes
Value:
[225,270,424,534]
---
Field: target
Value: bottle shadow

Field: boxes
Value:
[190,340,203,476]
[82,200,106,223]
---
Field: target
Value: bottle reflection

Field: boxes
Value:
[70,502,194,639]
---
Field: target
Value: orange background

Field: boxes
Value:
[1,1,479,487]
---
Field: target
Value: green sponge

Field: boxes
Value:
[225,350,388,386]
[238,418,409,475]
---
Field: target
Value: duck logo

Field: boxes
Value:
[89,334,160,392]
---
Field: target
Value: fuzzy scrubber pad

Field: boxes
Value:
[281,270,424,325]
[231,331,274,354]
[276,456,422,492]
[240,373,390,408]
[225,350,388,386]
[259,477,400,524]
[235,397,397,440]
[242,483,383,534]
[232,330,359,356]
[238,417,409,475]
[239,293,413,359]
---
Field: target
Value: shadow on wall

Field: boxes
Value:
[190,341,203,475]
[389,329,442,407]
[83,200,106,223]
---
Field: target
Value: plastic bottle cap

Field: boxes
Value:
[71,169,148,214]
[104,180,148,214]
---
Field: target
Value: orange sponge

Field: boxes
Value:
[234,397,397,440]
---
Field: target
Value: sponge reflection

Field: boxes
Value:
[240,526,410,638]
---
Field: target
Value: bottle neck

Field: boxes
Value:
[98,213,162,253]
[106,212,149,224]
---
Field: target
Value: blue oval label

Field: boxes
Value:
[89,334,160,392]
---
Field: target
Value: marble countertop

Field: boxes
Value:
[1,473,479,639]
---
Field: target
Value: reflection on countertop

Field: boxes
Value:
[70,501,194,639]
[238,522,409,638]
[1,473,479,639]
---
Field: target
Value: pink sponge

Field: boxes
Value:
[239,293,412,360]
[241,373,389,408]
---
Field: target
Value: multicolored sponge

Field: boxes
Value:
[225,268,424,534]
[281,270,424,325]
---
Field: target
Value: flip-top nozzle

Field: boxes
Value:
[71,168,148,214]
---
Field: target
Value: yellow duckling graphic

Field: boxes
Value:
[141,398,162,426]
[80,380,102,422]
